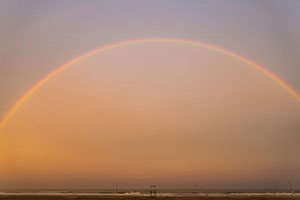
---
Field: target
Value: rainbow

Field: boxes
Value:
[1,38,299,129]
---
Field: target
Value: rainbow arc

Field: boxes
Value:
[1,38,299,129]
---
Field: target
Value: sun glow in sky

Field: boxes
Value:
[1,0,300,189]
[1,42,300,189]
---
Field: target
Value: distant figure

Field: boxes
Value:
[150,185,157,197]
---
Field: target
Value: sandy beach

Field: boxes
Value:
[1,195,300,200]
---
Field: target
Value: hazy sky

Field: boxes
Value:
[0,0,300,189]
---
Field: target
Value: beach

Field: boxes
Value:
[1,195,300,200]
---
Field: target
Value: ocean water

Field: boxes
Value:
[0,189,299,197]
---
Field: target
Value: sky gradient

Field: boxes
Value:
[0,0,300,189]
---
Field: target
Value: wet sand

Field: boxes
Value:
[0,195,299,200]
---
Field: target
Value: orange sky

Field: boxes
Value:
[1,42,300,189]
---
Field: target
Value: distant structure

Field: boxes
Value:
[116,183,119,192]
[149,185,157,197]
[194,182,198,193]
[288,181,294,194]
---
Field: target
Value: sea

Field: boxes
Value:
[0,189,299,197]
